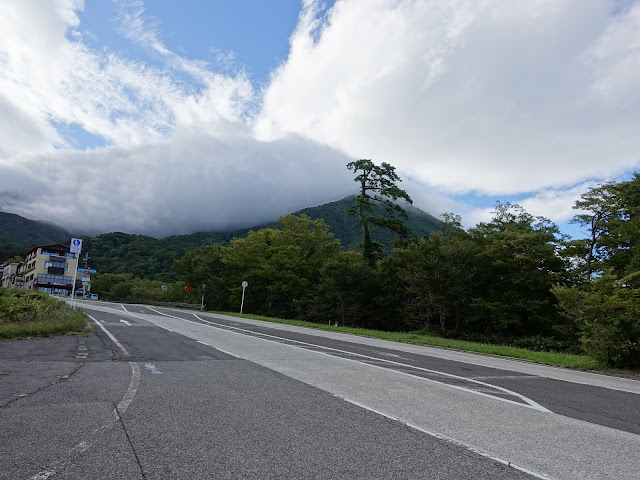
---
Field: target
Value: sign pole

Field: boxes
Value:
[240,281,248,314]
[70,255,79,309]
[69,238,83,309]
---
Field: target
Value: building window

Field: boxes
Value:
[36,273,73,286]
[44,261,68,270]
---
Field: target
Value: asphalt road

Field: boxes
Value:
[1,300,639,479]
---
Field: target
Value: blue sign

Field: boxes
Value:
[70,238,83,254]
[77,268,97,273]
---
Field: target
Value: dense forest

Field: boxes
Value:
[79,196,439,279]
[0,212,70,261]
[91,164,640,368]
[0,197,439,277]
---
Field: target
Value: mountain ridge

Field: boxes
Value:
[1,197,441,278]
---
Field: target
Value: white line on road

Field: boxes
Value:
[29,362,140,480]
[119,319,132,326]
[187,313,550,413]
[116,362,141,415]
[143,307,548,412]
[88,314,129,356]
[337,396,552,479]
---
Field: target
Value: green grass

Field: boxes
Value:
[212,311,610,371]
[0,288,87,340]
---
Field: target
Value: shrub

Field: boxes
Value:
[553,274,640,368]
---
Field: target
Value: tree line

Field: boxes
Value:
[92,162,640,368]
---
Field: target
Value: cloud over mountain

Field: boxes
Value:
[1,0,639,235]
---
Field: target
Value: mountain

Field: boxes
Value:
[1,197,441,278]
[82,196,440,279]
[295,196,440,251]
[0,212,71,261]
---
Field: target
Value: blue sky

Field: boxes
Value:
[1,1,639,237]
[77,1,305,85]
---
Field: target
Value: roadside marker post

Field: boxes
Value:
[240,281,248,314]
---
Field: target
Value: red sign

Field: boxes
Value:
[185,285,193,293]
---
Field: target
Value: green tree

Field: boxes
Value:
[173,243,228,310]
[604,173,640,281]
[395,215,478,333]
[468,203,567,336]
[569,182,618,279]
[91,273,135,300]
[553,272,640,367]
[221,215,341,318]
[346,159,413,266]
[553,174,640,367]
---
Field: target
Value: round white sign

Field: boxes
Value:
[242,281,248,288]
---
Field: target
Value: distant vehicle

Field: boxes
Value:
[90,293,98,300]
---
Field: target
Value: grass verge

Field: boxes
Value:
[0,288,86,340]
[213,311,613,372]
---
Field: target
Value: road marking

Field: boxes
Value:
[117,362,141,413]
[158,325,173,332]
[142,308,548,412]
[378,352,403,358]
[188,313,550,413]
[119,319,132,326]
[29,361,140,480]
[144,363,163,375]
[88,314,129,356]
[335,396,552,479]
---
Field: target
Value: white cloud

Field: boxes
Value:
[256,0,640,195]
[0,129,354,237]
[2,0,640,238]
[456,182,600,230]
[0,0,254,153]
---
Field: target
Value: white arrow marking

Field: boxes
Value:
[119,319,132,326]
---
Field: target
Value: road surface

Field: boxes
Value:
[1,300,638,479]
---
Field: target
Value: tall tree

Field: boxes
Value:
[569,182,618,279]
[554,174,640,367]
[346,159,413,266]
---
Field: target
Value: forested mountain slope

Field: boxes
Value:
[0,212,70,260]
[82,196,440,279]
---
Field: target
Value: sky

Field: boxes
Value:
[1,0,639,238]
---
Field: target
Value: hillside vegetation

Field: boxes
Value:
[0,212,70,260]
[80,196,439,279]
[92,171,640,369]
